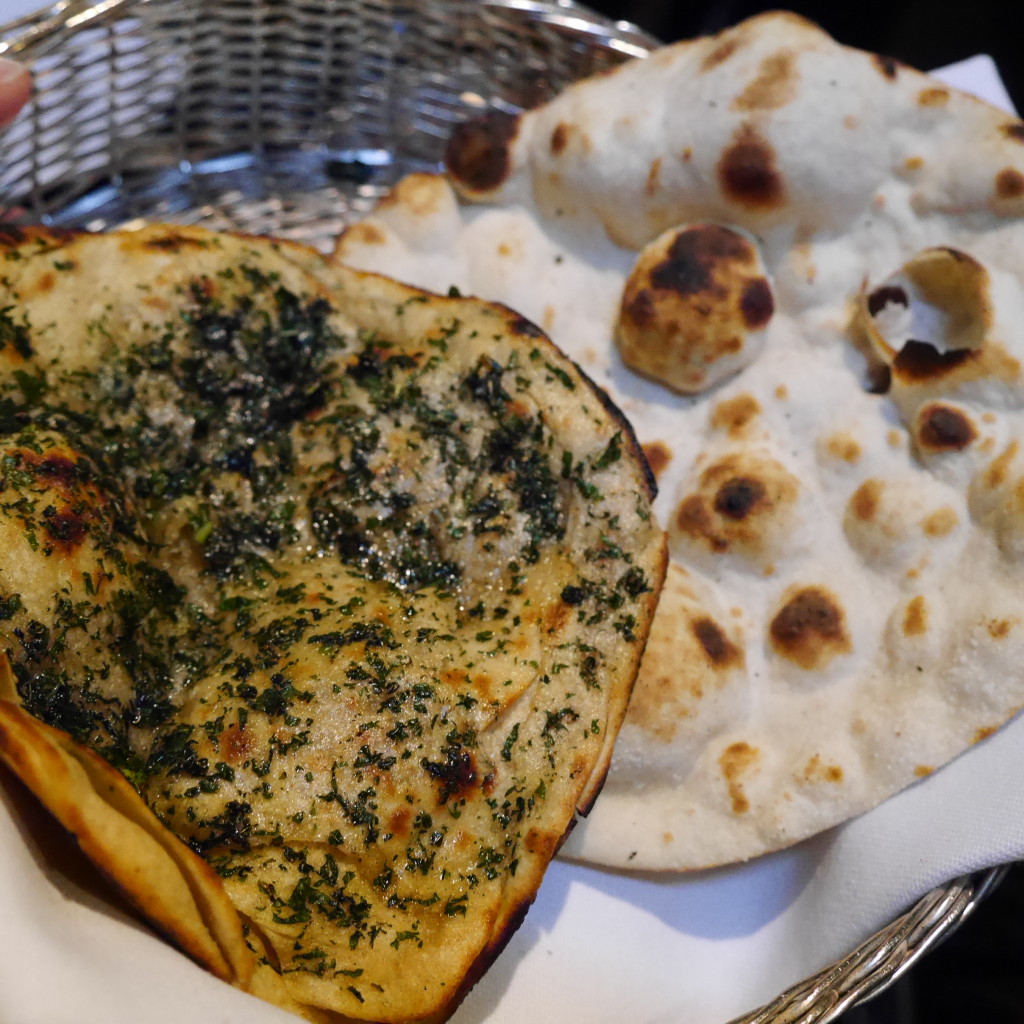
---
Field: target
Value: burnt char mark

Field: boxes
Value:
[143,233,207,252]
[772,590,843,644]
[996,168,1024,200]
[918,404,977,451]
[867,283,909,317]
[445,110,521,193]
[625,288,657,328]
[650,225,751,296]
[739,277,773,329]
[717,124,785,210]
[41,504,88,551]
[713,477,766,520]
[863,362,892,395]
[676,495,728,551]
[0,225,27,245]
[893,340,974,381]
[1003,122,1024,143]
[770,587,849,669]
[421,748,477,804]
[550,122,570,155]
[0,225,77,248]
[872,53,900,79]
[33,454,83,490]
[691,617,743,668]
[509,314,544,338]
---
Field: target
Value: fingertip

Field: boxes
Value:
[0,58,31,127]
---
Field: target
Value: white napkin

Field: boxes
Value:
[1,50,1020,1024]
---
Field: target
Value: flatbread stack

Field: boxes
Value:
[335,10,1024,870]
[0,224,664,1019]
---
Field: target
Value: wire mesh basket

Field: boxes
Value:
[0,0,654,248]
[0,1,1007,1021]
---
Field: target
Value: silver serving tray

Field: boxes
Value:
[0,2,1005,1021]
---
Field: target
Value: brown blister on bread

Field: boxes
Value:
[871,53,900,79]
[645,157,663,197]
[717,123,787,211]
[137,231,208,253]
[700,36,743,72]
[847,478,882,522]
[617,224,774,394]
[822,432,862,464]
[769,586,851,671]
[915,402,977,453]
[903,595,929,636]
[732,51,800,111]
[641,440,673,480]
[445,110,521,194]
[798,754,844,785]
[719,741,760,814]
[986,618,1014,639]
[692,617,744,669]
[548,121,592,158]
[672,451,799,567]
[917,87,950,107]
[711,393,762,436]
[995,167,1024,200]
[922,507,959,537]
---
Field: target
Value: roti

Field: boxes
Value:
[0,223,664,1018]
[334,10,1024,870]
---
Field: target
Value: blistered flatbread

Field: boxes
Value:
[335,11,1024,869]
[0,224,664,1016]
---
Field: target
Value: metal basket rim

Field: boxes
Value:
[0,2,1010,1023]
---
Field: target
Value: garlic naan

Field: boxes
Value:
[0,223,664,1019]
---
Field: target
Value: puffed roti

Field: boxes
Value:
[0,223,664,1019]
[335,11,1024,870]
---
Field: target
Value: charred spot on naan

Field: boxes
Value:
[617,224,774,394]
[641,441,673,481]
[718,740,760,815]
[671,451,799,568]
[717,123,787,212]
[914,402,978,453]
[731,50,801,112]
[710,393,762,436]
[445,110,521,194]
[769,586,851,672]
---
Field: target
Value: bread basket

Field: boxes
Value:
[0,1,1006,1021]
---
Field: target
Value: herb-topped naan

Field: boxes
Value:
[335,11,1024,870]
[0,224,664,1020]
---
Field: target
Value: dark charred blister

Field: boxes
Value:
[445,111,521,193]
